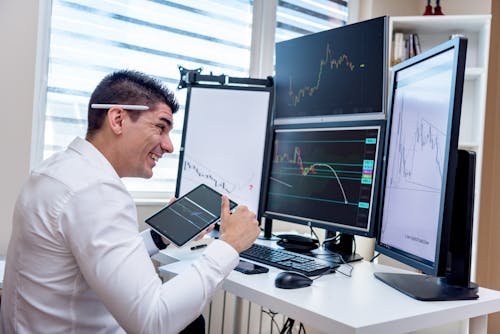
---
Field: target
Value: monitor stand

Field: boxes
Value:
[374,150,479,301]
[374,272,478,301]
[324,232,363,263]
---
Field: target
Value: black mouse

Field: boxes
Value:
[274,271,313,289]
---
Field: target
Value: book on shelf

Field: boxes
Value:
[391,32,421,66]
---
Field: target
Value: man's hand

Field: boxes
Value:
[219,196,260,253]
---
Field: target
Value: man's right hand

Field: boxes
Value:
[219,196,260,253]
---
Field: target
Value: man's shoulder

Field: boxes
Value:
[33,148,120,194]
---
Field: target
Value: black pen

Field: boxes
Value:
[190,244,208,251]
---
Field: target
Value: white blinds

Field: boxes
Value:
[42,0,347,199]
[276,0,348,42]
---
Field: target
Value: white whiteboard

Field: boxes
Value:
[177,86,272,215]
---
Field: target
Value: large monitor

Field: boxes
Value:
[176,85,273,217]
[263,120,384,259]
[274,16,387,120]
[374,37,478,300]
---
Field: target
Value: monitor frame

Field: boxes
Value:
[273,16,388,122]
[375,37,468,277]
[175,84,274,221]
[262,119,385,239]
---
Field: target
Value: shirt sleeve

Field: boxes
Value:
[60,181,239,334]
[141,229,169,256]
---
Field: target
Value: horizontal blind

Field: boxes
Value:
[45,0,253,197]
[42,0,349,199]
[275,0,348,42]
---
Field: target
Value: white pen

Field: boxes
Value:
[91,104,150,111]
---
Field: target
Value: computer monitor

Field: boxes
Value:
[374,37,478,300]
[274,16,387,120]
[176,85,273,218]
[263,120,384,260]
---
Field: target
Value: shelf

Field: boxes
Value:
[389,15,490,280]
[465,67,484,80]
[391,15,490,34]
[458,142,479,151]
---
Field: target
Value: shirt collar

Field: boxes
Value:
[68,137,121,181]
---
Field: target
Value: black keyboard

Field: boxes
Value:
[240,243,337,276]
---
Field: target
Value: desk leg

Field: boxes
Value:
[469,315,487,334]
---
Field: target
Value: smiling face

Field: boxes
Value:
[117,103,174,178]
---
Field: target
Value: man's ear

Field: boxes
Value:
[107,107,125,135]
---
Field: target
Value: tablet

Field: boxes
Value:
[145,184,237,247]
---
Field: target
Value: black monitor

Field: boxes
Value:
[274,16,387,120]
[374,37,478,300]
[263,120,384,260]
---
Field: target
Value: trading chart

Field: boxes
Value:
[266,126,380,229]
[274,17,386,118]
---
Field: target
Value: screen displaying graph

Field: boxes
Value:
[380,48,455,262]
[177,86,272,215]
[265,124,382,233]
[274,16,387,119]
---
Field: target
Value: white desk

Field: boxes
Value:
[155,240,500,334]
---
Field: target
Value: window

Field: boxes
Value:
[276,0,348,42]
[39,0,347,200]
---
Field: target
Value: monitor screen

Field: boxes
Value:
[264,121,384,237]
[376,37,467,276]
[274,16,387,120]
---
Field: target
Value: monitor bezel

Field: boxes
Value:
[262,119,386,238]
[273,16,389,122]
[375,37,467,276]
[175,84,275,221]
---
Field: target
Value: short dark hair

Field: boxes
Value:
[86,70,179,138]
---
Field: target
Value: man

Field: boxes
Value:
[1,70,261,333]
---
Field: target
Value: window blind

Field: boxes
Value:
[42,0,347,199]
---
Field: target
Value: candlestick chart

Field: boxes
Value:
[266,126,381,229]
[274,16,386,118]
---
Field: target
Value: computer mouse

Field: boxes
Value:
[274,271,313,289]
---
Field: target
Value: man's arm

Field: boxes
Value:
[64,182,245,333]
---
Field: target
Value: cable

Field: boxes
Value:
[323,232,341,244]
[309,226,320,241]
[352,235,357,256]
[261,308,282,333]
[315,250,354,277]
[280,318,295,334]
[369,252,381,262]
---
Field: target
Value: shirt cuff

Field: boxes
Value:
[141,229,168,256]
[202,239,239,276]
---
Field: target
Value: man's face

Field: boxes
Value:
[119,103,174,178]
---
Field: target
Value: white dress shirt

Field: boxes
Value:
[1,137,239,334]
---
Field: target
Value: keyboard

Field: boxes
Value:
[240,243,338,276]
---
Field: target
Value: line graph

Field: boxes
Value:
[274,16,386,118]
[182,158,237,194]
[388,102,446,193]
[288,44,358,107]
[272,142,348,203]
[265,127,380,230]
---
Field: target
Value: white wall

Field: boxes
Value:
[0,1,40,255]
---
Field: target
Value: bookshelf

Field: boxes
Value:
[388,15,491,279]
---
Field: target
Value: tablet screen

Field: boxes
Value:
[146,184,237,246]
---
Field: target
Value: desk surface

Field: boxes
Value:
[155,239,500,334]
